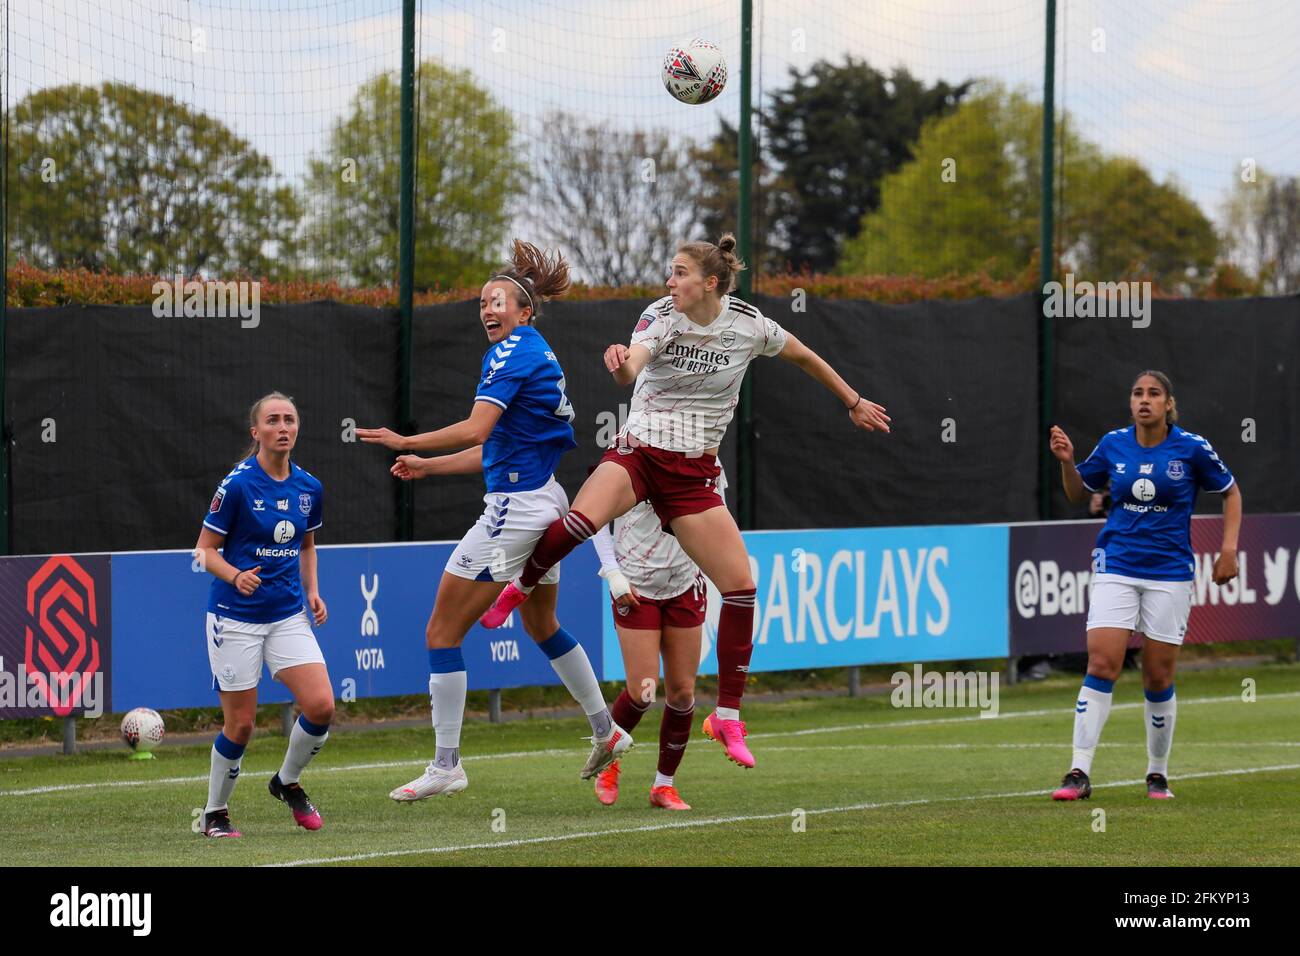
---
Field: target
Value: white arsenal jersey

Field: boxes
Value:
[623,294,788,453]
[607,469,727,600]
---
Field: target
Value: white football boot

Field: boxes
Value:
[389,761,469,801]
[579,724,633,779]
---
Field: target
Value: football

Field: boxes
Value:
[662,39,727,105]
[120,707,165,753]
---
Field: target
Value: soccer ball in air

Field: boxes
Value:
[662,39,727,105]
[120,707,165,754]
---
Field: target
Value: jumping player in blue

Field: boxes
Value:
[194,392,334,837]
[1048,370,1242,801]
[357,241,632,801]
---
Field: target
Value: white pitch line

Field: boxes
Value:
[266,762,1300,867]
[2,689,1295,798]
[747,689,1300,739]
[760,741,1300,754]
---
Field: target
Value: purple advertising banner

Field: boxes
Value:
[0,554,112,718]
[1010,513,1300,656]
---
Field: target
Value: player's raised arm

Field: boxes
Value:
[776,331,890,433]
[392,445,484,481]
[1050,425,1089,504]
[357,401,502,454]
[606,342,651,386]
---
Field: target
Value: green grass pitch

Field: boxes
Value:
[2,663,1298,866]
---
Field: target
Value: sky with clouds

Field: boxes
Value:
[7,0,1299,237]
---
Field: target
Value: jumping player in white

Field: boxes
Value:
[357,241,632,800]
[590,472,728,811]
[1048,370,1242,801]
[194,392,333,838]
[481,234,889,770]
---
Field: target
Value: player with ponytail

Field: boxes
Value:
[482,234,890,770]
[358,241,633,801]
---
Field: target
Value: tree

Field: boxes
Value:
[841,85,1218,289]
[1221,171,1300,295]
[523,113,702,286]
[302,61,526,289]
[6,82,300,277]
[761,58,969,272]
[689,118,794,275]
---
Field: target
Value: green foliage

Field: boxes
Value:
[762,58,970,272]
[842,85,1219,289]
[301,61,526,290]
[6,82,300,279]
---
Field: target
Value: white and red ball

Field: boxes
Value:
[662,39,727,105]
[120,707,165,753]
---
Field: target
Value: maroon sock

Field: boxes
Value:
[716,588,757,709]
[518,509,596,589]
[610,688,649,733]
[658,702,695,777]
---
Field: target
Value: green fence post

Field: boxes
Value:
[1038,0,1057,522]
[736,0,755,530]
[397,0,416,542]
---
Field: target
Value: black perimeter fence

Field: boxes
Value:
[6,292,1298,555]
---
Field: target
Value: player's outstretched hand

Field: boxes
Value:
[234,566,262,595]
[849,397,891,433]
[308,592,328,626]
[604,344,630,373]
[1049,425,1074,463]
[1212,549,1239,586]
[391,455,429,480]
[356,426,406,450]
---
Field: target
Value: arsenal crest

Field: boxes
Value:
[720,329,736,349]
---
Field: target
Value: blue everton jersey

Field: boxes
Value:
[202,457,324,623]
[1075,425,1234,581]
[473,324,578,493]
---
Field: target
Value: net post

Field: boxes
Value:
[1038,0,1057,522]
[488,689,502,723]
[847,666,860,697]
[281,702,295,737]
[62,716,76,755]
[397,0,417,542]
[736,0,755,530]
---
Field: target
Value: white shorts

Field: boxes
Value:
[206,609,326,691]
[1087,573,1194,645]
[445,476,567,585]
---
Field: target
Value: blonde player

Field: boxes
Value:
[590,473,728,810]
[482,234,889,770]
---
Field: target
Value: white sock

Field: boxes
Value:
[1070,677,1114,775]
[430,670,468,751]
[653,771,674,789]
[715,706,740,721]
[548,644,612,736]
[205,733,245,813]
[1145,686,1177,776]
[278,714,329,785]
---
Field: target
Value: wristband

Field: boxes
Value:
[600,567,632,600]
[847,394,863,410]
[232,569,244,587]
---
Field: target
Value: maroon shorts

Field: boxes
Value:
[599,439,724,531]
[610,577,707,630]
